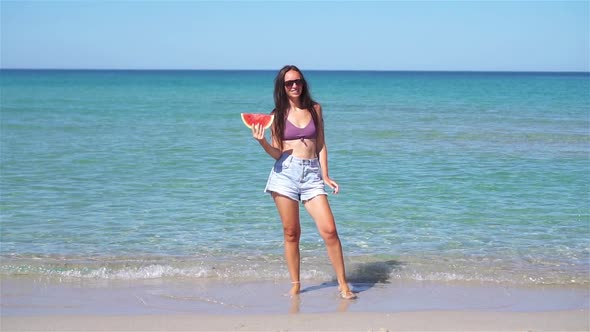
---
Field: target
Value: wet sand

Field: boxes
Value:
[1,277,588,331]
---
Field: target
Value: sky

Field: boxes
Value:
[1,1,588,72]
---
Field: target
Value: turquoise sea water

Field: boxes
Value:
[1,70,589,286]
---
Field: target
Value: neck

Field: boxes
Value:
[288,97,303,110]
[289,97,301,108]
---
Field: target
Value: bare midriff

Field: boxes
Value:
[282,138,318,160]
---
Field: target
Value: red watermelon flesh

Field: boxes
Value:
[241,113,274,129]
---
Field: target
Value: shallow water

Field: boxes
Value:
[1,70,589,286]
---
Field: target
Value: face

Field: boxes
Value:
[283,70,303,99]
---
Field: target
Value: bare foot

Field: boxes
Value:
[289,281,301,296]
[338,285,357,300]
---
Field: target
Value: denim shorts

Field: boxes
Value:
[264,153,327,202]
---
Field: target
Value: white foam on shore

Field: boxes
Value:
[1,253,588,286]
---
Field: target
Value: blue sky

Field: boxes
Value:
[1,1,588,71]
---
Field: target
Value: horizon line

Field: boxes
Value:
[1,67,589,74]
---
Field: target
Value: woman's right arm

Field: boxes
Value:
[252,124,282,160]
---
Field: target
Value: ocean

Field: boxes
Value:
[1,69,588,287]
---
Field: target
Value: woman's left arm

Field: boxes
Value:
[316,104,340,194]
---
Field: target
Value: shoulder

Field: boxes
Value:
[313,103,322,115]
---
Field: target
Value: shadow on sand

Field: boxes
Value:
[300,259,403,295]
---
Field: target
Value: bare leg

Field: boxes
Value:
[304,195,356,298]
[272,192,301,295]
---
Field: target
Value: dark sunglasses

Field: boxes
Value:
[284,79,303,88]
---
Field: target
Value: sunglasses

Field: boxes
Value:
[284,79,303,88]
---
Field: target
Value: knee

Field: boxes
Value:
[283,227,301,243]
[320,227,339,243]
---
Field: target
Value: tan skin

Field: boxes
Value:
[251,69,355,299]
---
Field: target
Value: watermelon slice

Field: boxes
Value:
[241,113,274,129]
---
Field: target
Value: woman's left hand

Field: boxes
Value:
[324,177,340,194]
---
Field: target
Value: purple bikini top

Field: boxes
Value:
[284,118,317,141]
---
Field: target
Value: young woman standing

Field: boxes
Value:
[251,65,356,299]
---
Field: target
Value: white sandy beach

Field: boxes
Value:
[2,310,589,331]
[1,277,588,331]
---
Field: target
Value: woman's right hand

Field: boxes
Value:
[251,123,266,142]
[252,123,281,159]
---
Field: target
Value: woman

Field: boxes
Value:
[251,65,356,299]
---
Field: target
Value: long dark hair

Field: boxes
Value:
[271,65,322,150]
